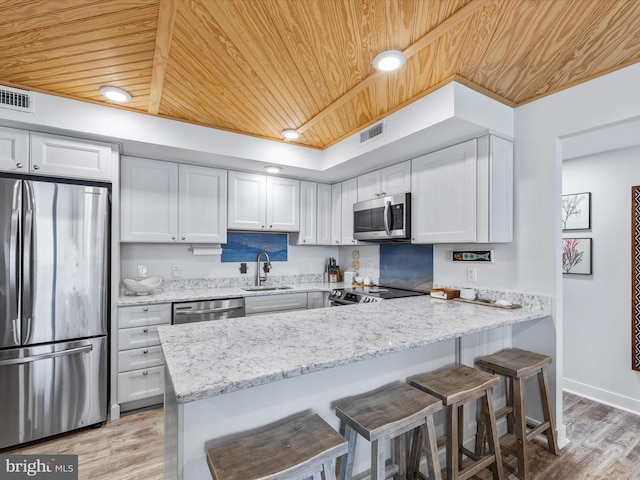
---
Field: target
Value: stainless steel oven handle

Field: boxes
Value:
[383,200,391,236]
[0,344,93,367]
[174,306,244,315]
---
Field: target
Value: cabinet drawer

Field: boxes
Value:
[118,325,162,350]
[118,304,171,328]
[118,345,165,373]
[245,293,308,316]
[118,366,164,403]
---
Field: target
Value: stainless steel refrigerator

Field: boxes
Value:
[0,175,109,449]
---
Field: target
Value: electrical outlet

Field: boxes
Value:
[172,264,182,278]
[467,267,478,282]
[310,262,316,270]
[137,264,147,278]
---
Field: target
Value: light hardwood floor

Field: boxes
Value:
[4,393,640,480]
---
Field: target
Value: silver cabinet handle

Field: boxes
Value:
[181,236,186,240]
[0,344,92,366]
[143,349,149,354]
[16,162,23,168]
[143,370,148,376]
[143,328,149,333]
[171,236,176,240]
[381,191,386,196]
[32,164,40,170]
[143,307,148,312]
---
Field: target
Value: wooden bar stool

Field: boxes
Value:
[206,413,348,480]
[335,381,443,480]
[408,365,504,480]
[475,348,559,480]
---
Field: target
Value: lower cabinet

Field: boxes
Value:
[245,293,309,316]
[308,291,329,309]
[117,303,171,410]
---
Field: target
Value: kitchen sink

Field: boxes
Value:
[242,286,293,292]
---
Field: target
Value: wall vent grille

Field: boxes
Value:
[0,85,34,113]
[359,121,385,145]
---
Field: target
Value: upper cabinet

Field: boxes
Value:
[228,171,300,232]
[411,136,513,244]
[296,181,331,245]
[0,127,114,181]
[357,161,411,201]
[330,183,342,245]
[340,177,359,245]
[121,157,227,243]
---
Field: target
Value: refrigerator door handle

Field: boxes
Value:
[9,208,20,345]
[22,209,34,344]
[0,344,93,367]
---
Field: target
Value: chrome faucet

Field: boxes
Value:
[256,251,271,286]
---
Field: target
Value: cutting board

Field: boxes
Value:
[453,298,522,309]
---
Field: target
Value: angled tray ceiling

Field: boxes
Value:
[1,0,639,149]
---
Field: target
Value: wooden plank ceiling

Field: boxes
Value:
[1,0,639,149]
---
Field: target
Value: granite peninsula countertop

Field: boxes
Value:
[158,292,551,404]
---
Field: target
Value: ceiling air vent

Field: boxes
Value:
[0,85,34,113]
[359,121,385,145]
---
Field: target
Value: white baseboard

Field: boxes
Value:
[563,378,640,416]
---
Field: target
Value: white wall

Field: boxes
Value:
[433,62,640,444]
[563,145,640,414]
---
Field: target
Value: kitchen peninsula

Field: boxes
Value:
[159,291,554,480]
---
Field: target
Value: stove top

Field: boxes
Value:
[328,286,428,305]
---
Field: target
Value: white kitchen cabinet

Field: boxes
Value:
[117,304,171,409]
[357,160,411,201]
[340,177,359,245]
[31,132,114,181]
[228,171,300,232]
[411,135,513,244]
[307,291,329,309]
[0,126,29,172]
[297,181,317,244]
[179,164,228,243]
[297,181,331,245]
[317,183,332,245]
[330,183,342,245]
[0,127,115,181]
[245,293,308,316]
[121,157,227,243]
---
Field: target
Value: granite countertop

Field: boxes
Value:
[158,292,551,404]
[117,281,341,306]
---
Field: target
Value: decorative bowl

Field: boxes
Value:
[123,277,162,295]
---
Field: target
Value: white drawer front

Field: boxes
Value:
[118,366,165,403]
[118,345,165,373]
[118,303,171,329]
[118,325,162,350]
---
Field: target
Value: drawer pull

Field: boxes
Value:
[143,370,148,376]
[143,307,149,312]
[143,328,149,333]
[143,349,149,354]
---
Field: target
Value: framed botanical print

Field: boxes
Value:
[562,237,592,275]
[562,192,591,230]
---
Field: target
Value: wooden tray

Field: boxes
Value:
[453,297,522,309]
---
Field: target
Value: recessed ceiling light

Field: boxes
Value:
[264,165,282,174]
[282,129,300,140]
[372,50,406,72]
[99,86,132,103]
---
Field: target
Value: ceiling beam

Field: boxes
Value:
[296,0,492,135]
[148,0,178,115]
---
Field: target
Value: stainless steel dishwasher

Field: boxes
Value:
[172,298,245,324]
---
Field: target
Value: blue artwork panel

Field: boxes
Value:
[380,243,433,291]
[221,232,288,262]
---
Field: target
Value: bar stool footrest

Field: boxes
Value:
[526,420,551,440]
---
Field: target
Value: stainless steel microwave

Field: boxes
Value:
[353,192,411,241]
